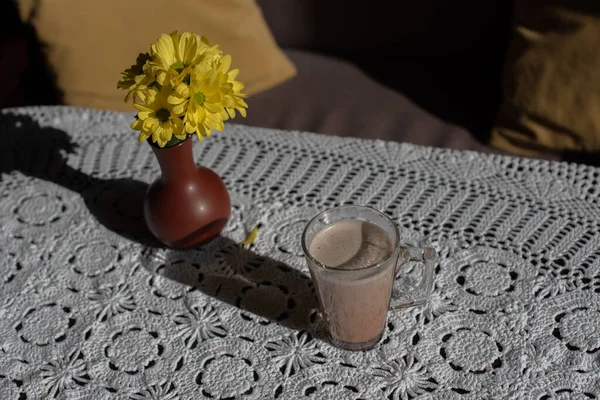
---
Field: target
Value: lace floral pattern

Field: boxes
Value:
[1,106,600,398]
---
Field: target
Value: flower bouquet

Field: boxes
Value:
[118,31,247,147]
[117,31,247,248]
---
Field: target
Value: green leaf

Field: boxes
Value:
[164,135,190,148]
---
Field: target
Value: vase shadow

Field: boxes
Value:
[1,113,324,335]
[144,236,321,333]
[0,112,161,248]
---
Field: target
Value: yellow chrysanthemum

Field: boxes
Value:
[151,31,221,86]
[168,63,227,140]
[131,87,186,148]
[214,54,248,119]
[117,53,154,102]
[118,31,249,148]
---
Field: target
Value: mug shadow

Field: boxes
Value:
[1,113,321,333]
[144,237,320,332]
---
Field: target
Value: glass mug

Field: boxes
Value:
[301,205,436,351]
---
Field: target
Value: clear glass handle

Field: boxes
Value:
[390,245,436,310]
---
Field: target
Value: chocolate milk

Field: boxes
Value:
[309,220,395,345]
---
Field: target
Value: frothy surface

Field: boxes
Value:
[309,220,393,269]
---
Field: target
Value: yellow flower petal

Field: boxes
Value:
[232,81,245,92]
[172,102,187,116]
[219,55,232,72]
[137,111,153,120]
[133,103,151,112]
[186,121,197,135]
[143,117,156,131]
[151,121,161,135]
[241,226,258,245]
[204,102,223,114]
[173,82,189,98]
[228,69,239,80]
[154,33,176,65]
[200,36,211,46]
[172,117,185,137]
[179,33,198,65]
[138,130,151,142]
[131,119,143,130]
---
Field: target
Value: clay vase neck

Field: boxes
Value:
[144,138,231,248]
[151,139,197,182]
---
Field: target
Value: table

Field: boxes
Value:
[1,106,599,399]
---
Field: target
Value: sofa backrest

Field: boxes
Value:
[257,0,512,56]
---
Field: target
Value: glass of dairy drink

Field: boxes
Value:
[301,205,436,351]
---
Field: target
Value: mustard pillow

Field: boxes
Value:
[17,0,296,111]
[491,1,600,156]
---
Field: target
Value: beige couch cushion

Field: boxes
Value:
[491,1,600,156]
[17,0,296,111]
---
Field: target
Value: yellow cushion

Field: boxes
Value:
[17,0,296,111]
[491,1,600,156]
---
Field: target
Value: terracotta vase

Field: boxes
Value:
[144,138,230,248]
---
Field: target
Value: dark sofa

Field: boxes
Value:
[241,1,535,157]
[0,1,564,161]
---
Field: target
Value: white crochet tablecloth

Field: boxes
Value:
[1,106,599,399]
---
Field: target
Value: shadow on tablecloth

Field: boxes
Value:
[0,112,322,335]
[0,112,160,247]
[142,237,321,333]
